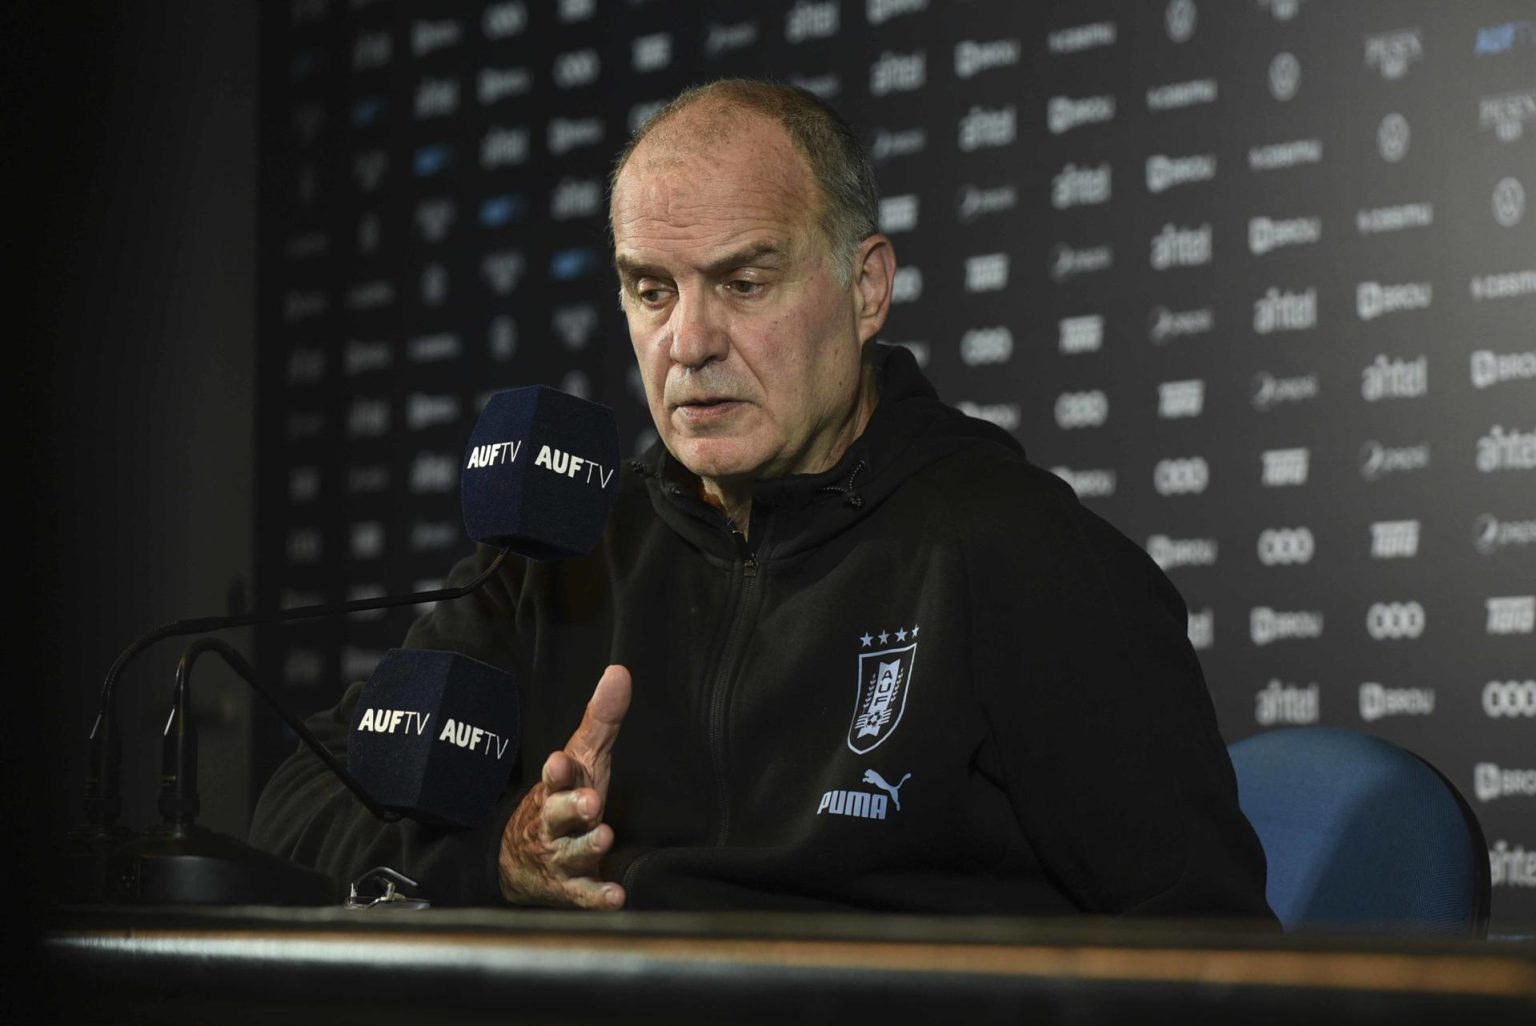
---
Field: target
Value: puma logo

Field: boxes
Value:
[861,769,912,811]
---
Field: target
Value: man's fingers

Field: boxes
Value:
[541,786,602,838]
[542,750,577,792]
[566,664,632,771]
[562,876,626,910]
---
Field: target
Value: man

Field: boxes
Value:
[252,80,1275,920]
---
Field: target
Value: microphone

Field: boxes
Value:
[65,384,619,902]
[339,386,620,828]
[462,384,621,558]
[347,650,521,828]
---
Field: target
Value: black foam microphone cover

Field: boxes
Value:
[461,385,621,558]
[347,649,520,828]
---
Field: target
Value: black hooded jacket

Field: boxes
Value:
[250,343,1275,919]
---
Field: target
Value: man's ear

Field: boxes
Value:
[852,234,896,344]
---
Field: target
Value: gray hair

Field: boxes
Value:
[609,79,880,285]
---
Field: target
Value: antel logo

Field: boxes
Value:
[958,106,1016,151]
[1477,426,1536,472]
[1258,527,1314,566]
[1052,163,1112,209]
[785,1,839,44]
[1482,680,1536,718]
[1361,354,1428,401]
[1253,287,1317,333]
[1154,457,1209,496]
[1367,601,1426,640]
[1256,680,1320,725]
[870,50,926,96]
[1150,223,1212,269]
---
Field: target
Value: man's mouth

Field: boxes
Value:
[674,397,744,421]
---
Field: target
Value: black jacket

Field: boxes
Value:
[250,343,1275,919]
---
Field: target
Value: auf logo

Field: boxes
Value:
[352,96,387,127]
[480,194,527,227]
[861,770,911,811]
[413,143,455,177]
[549,247,601,281]
[1476,21,1536,55]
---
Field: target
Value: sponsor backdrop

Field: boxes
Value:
[258,1,1535,928]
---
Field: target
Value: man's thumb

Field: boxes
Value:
[570,664,631,762]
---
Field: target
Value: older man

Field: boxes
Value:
[252,80,1274,920]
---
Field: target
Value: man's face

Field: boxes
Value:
[611,112,873,491]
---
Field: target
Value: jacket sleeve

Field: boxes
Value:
[970,480,1277,922]
[246,544,529,906]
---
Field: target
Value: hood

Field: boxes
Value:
[630,343,1026,562]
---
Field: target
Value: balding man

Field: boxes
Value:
[252,80,1275,921]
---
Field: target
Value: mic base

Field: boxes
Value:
[56,823,137,904]
[106,824,334,906]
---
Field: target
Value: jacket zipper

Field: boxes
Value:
[620,511,763,896]
[705,527,760,846]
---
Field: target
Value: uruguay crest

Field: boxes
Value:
[848,629,919,754]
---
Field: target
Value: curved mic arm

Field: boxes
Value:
[81,546,510,826]
[169,637,401,823]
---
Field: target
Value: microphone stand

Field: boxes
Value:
[62,548,508,902]
[109,637,397,905]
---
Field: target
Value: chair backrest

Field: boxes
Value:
[1228,726,1490,935]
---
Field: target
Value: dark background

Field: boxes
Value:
[15,0,1534,937]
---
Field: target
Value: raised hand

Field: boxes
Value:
[497,664,631,908]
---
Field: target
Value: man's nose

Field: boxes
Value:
[668,289,729,368]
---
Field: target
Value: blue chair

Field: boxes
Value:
[1228,727,1491,935]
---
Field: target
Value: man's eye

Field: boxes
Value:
[726,280,763,296]
[635,285,668,304]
